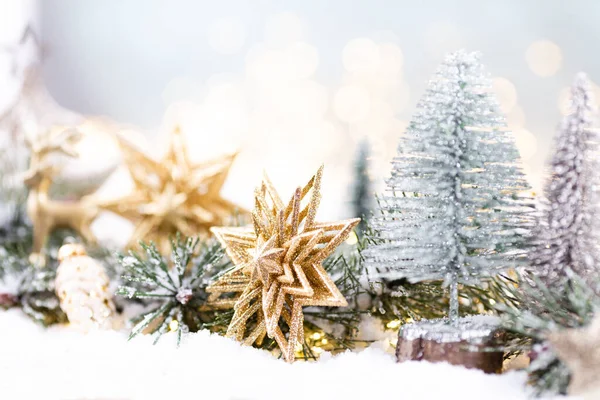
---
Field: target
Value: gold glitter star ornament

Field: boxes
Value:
[207,166,360,362]
[100,126,246,253]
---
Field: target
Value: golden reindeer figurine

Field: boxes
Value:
[23,128,99,265]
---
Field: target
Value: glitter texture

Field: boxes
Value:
[363,50,535,323]
[55,243,116,331]
[528,73,600,288]
[207,166,360,362]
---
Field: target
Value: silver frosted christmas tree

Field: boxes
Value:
[529,73,600,289]
[364,50,534,324]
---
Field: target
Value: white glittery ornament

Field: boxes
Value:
[55,243,116,331]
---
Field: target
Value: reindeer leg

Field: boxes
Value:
[78,206,98,244]
[30,217,50,267]
[79,222,96,245]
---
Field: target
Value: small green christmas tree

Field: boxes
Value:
[351,139,373,236]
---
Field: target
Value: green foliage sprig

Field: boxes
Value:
[117,235,231,345]
[0,226,117,326]
[497,269,599,396]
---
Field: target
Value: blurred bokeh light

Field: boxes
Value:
[2,0,599,221]
[525,40,563,77]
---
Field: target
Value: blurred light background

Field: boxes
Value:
[2,0,600,223]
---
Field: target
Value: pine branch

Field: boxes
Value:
[117,235,231,345]
[16,266,68,326]
[303,248,368,351]
[206,243,371,359]
[361,229,516,328]
[500,74,600,396]
[0,226,118,325]
[496,269,599,396]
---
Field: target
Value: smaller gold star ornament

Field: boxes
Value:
[207,166,360,362]
[100,126,245,253]
[549,314,600,399]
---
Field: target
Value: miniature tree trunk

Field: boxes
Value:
[396,316,504,374]
[449,280,459,326]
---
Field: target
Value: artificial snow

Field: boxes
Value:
[0,310,567,400]
[400,315,500,343]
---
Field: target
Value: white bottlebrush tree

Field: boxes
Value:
[364,50,534,324]
[529,73,600,288]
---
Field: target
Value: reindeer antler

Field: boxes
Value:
[25,127,82,158]
[23,127,83,188]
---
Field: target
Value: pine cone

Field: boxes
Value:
[55,243,116,331]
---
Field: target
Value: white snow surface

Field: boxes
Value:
[0,310,566,400]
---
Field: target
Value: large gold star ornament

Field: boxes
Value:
[207,166,360,362]
[100,127,245,253]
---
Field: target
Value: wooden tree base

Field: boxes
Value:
[396,316,504,374]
